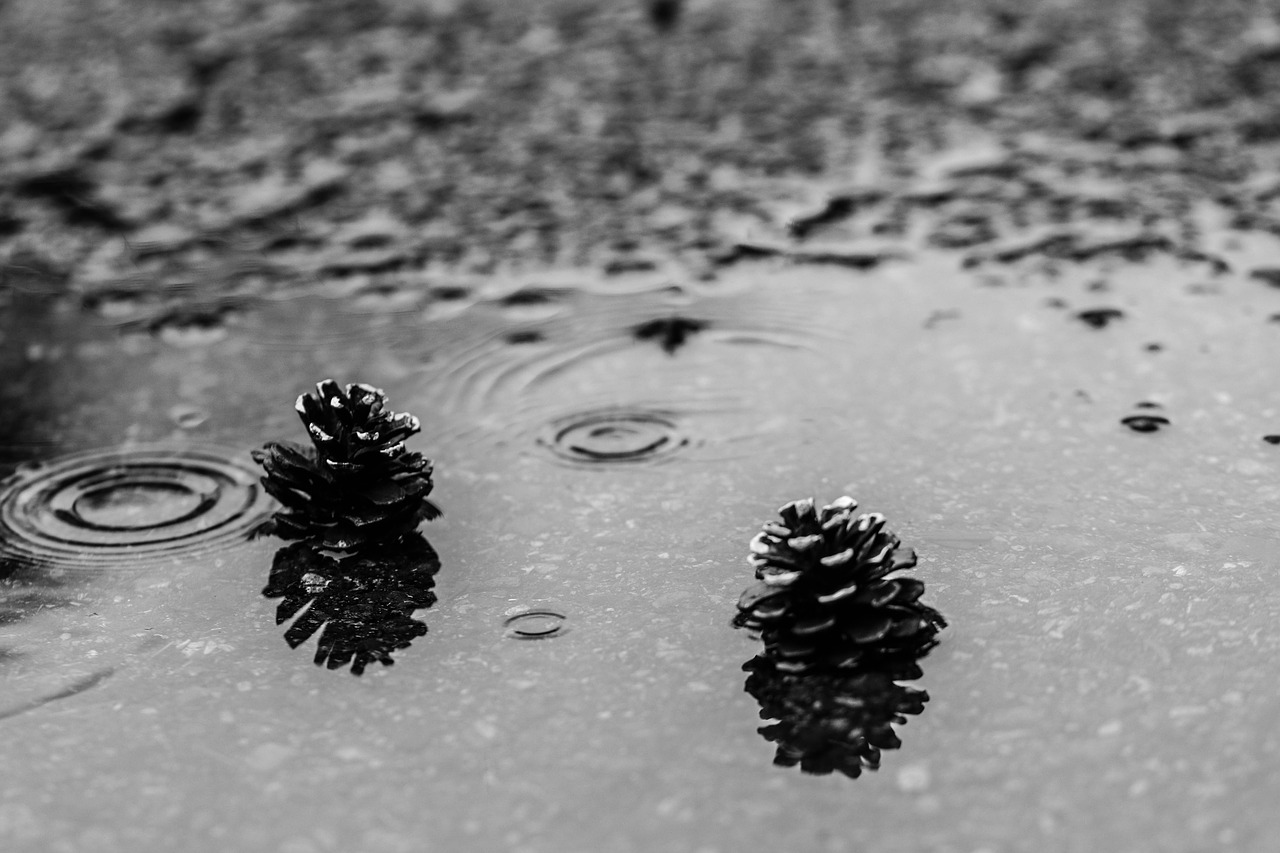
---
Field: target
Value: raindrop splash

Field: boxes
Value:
[538,408,692,466]
[0,446,271,569]
[169,404,210,430]
[1121,401,1170,433]
[504,608,567,639]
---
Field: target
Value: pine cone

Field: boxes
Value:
[733,496,945,672]
[252,380,441,550]
[744,653,929,778]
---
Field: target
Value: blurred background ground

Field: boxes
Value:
[4,0,1280,287]
[3,5,1280,853]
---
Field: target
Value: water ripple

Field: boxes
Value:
[0,445,271,570]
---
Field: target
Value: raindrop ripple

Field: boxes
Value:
[503,609,567,639]
[538,408,692,466]
[0,446,272,569]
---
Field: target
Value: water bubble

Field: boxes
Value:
[169,404,210,429]
[0,446,271,569]
[503,608,567,639]
[538,408,691,466]
[1121,401,1170,433]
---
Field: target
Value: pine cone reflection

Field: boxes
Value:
[744,654,929,778]
[263,533,440,675]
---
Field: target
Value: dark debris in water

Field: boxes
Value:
[602,258,658,277]
[499,288,564,307]
[13,169,131,232]
[632,316,709,354]
[432,286,471,302]
[1263,435,1280,445]
[1075,307,1125,329]
[711,242,898,271]
[263,535,440,675]
[124,303,243,344]
[790,250,901,270]
[786,192,885,240]
[710,243,784,268]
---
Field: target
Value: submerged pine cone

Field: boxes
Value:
[733,496,945,672]
[252,380,441,550]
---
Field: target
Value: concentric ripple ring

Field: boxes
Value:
[0,446,272,569]
[538,408,691,466]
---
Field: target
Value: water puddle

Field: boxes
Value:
[7,7,1280,848]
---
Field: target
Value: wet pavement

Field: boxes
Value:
[3,2,1280,852]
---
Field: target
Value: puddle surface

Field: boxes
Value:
[5,8,1280,844]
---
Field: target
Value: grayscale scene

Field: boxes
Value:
[1,1,1277,851]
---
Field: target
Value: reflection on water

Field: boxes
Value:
[743,652,931,779]
[263,534,441,675]
[734,497,944,777]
